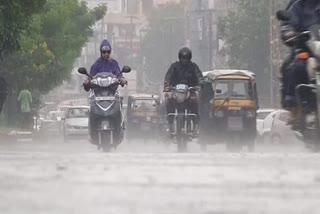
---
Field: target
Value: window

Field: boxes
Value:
[67,108,89,118]
[132,99,157,109]
[257,111,273,120]
[214,79,252,99]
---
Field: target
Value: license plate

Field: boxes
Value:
[227,117,243,131]
[95,97,115,101]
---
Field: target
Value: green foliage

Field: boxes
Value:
[141,3,186,89]
[0,0,46,55]
[1,0,107,94]
[218,0,290,97]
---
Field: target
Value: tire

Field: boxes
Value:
[176,116,187,152]
[100,131,112,153]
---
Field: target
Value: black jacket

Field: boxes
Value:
[281,0,320,42]
[164,61,203,88]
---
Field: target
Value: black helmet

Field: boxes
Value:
[178,47,192,61]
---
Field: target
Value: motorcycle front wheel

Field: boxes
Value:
[176,116,187,152]
[99,131,113,153]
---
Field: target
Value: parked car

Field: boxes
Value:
[62,106,89,142]
[256,109,277,143]
[257,109,296,144]
[37,111,65,140]
[270,110,296,144]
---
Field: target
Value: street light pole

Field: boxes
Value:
[269,0,274,107]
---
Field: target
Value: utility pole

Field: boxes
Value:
[187,8,216,70]
[269,0,274,107]
[208,9,213,70]
[269,0,282,108]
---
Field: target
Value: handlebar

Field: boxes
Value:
[285,31,311,44]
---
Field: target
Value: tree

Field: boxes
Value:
[140,3,186,92]
[218,0,290,104]
[0,0,46,56]
[1,0,107,94]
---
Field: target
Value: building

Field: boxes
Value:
[86,0,122,13]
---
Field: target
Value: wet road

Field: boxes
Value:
[0,139,319,214]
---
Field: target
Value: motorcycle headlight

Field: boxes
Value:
[215,110,224,118]
[175,92,187,103]
[246,110,256,118]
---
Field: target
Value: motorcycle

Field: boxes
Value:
[167,84,200,152]
[78,66,131,152]
[277,10,320,151]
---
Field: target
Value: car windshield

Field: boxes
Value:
[132,99,157,109]
[46,112,64,120]
[67,108,89,118]
[257,111,273,120]
[214,79,252,99]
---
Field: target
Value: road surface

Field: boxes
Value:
[0,139,319,214]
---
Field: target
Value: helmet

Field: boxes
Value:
[178,47,192,61]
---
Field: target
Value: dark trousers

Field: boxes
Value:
[21,112,32,130]
[281,54,309,108]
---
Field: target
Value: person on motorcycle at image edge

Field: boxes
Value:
[280,0,320,130]
[163,47,203,136]
[83,39,127,146]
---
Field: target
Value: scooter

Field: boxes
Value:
[78,66,131,152]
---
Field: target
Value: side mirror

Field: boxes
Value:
[276,10,290,21]
[78,67,88,75]
[216,89,222,94]
[121,66,131,73]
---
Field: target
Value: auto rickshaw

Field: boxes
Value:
[199,70,258,151]
[126,94,162,142]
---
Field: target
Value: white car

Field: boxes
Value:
[257,109,296,143]
[270,110,296,144]
[256,109,277,142]
[62,106,89,142]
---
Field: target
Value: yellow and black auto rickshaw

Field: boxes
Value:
[126,94,162,142]
[199,70,258,151]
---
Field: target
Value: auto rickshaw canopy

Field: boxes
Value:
[203,69,256,81]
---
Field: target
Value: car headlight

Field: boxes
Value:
[246,110,256,118]
[215,110,224,118]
